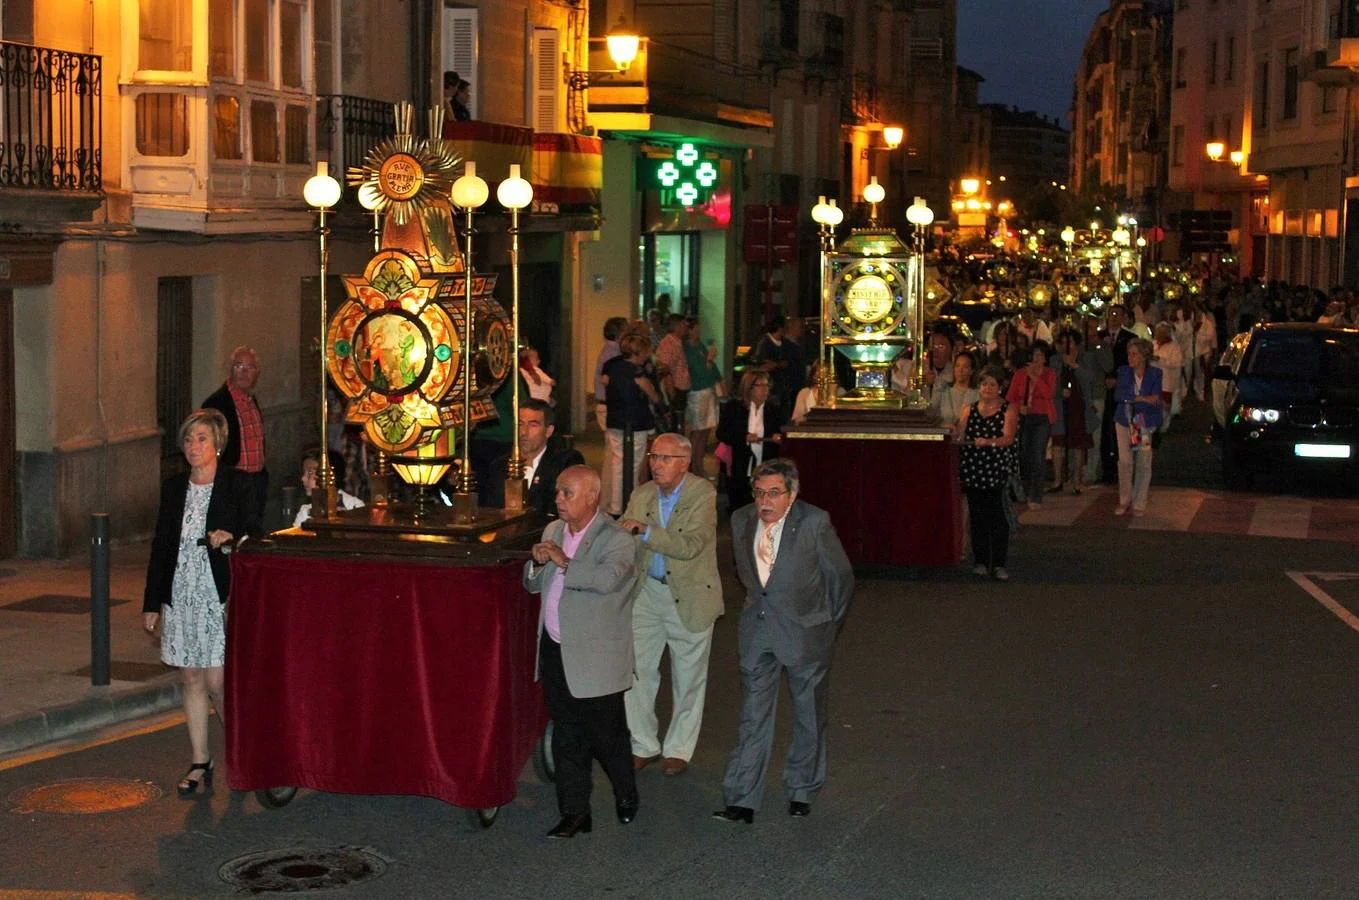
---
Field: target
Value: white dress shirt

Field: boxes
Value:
[753,510,789,587]
[747,402,766,473]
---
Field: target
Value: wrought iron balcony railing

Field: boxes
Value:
[317,94,396,175]
[0,41,101,192]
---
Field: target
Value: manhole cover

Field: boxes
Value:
[219,846,389,894]
[2,594,130,614]
[8,778,163,814]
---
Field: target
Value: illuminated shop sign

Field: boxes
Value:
[637,142,720,207]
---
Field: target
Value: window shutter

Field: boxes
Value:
[443,8,479,119]
[531,27,560,133]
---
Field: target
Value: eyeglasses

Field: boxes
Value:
[233,363,259,371]
[752,488,787,499]
[647,453,687,462]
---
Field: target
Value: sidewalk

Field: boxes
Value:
[0,428,626,759]
[0,537,181,757]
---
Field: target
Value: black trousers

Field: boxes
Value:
[1100,388,1118,483]
[539,631,636,816]
[242,469,269,524]
[966,485,1009,569]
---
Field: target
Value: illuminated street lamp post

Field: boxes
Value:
[303,161,342,519]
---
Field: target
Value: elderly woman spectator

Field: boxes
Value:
[1048,329,1100,494]
[716,370,785,514]
[931,350,980,426]
[519,346,555,405]
[955,365,1020,581]
[1114,338,1163,516]
[1006,341,1058,509]
[602,332,660,515]
[142,409,260,796]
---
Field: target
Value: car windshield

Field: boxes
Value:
[1243,331,1359,381]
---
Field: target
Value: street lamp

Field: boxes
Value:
[496,164,533,513]
[863,175,885,226]
[604,18,641,71]
[883,125,904,150]
[303,161,342,519]
[449,160,489,524]
[960,177,981,196]
[1061,225,1076,265]
[906,196,934,408]
[1206,141,1226,162]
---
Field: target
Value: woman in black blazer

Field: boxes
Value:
[142,409,260,796]
[716,370,786,515]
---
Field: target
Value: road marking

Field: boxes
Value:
[0,711,185,772]
[1286,571,1359,635]
[0,893,141,899]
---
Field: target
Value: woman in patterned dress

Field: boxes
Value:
[954,366,1019,581]
[142,409,260,795]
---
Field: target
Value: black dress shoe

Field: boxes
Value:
[546,813,593,838]
[616,796,639,824]
[711,805,755,824]
[788,801,811,818]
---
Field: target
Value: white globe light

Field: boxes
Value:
[906,198,934,226]
[451,160,489,209]
[863,178,885,205]
[357,181,382,211]
[496,163,534,210]
[1061,226,1076,243]
[303,161,342,209]
[824,199,844,227]
[810,194,829,225]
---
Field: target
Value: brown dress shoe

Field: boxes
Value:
[662,757,688,776]
[633,754,661,771]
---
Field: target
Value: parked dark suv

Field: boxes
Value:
[1211,323,1359,488]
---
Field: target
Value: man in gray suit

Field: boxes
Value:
[524,465,641,838]
[713,457,854,823]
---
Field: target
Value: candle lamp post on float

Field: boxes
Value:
[810,195,843,406]
[905,196,935,408]
[496,164,533,512]
[449,161,489,525]
[303,161,343,520]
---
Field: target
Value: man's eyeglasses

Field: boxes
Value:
[233,363,259,371]
[752,488,787,499]
[647,453,687,462]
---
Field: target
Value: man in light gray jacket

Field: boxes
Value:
[524,465,641,839]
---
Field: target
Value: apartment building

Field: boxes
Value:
[0,0,596,557]
[1165,0,1267,274]
[1248,0,1359,286]
[1070,0,1174,219]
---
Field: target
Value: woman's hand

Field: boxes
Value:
[746,432,760,443]
[207,529,233,549]
[143,611,159,634]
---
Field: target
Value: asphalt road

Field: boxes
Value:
[3,508,1358,898]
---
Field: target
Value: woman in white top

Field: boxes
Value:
[791,359,846,423]
[519,346,555,405]
[1172,301,1196,397]
[1152,323,1183,430]
[930,351,980,426]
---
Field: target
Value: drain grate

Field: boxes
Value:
[2,594,131,614]
[219,846,389,894]
[8,778,163,814]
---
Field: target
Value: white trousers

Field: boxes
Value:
[1115,422,1154,511]
[624,576,715,761]
[603,426,652,516]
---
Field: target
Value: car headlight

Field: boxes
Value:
[1238,406,1282,424]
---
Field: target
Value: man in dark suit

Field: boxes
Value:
[480,399,583,517]
[524,465,641,839]
[201,345,268,520]
[713,457,854,824]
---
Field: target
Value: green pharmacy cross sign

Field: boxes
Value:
[639,142,720,207]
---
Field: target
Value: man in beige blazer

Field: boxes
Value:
[619,433,723,777]
[524,465,641,838]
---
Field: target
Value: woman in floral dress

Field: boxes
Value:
[142,409,259,795]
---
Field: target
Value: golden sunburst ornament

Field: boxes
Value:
[346,102,462,226]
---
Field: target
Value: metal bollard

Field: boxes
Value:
[90,513,110,687]
[621,423,634,512]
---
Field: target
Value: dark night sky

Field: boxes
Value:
[956,0,1109,127]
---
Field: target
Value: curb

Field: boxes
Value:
[0,675,183,757]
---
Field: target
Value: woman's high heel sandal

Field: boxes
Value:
[177,759,214,796]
